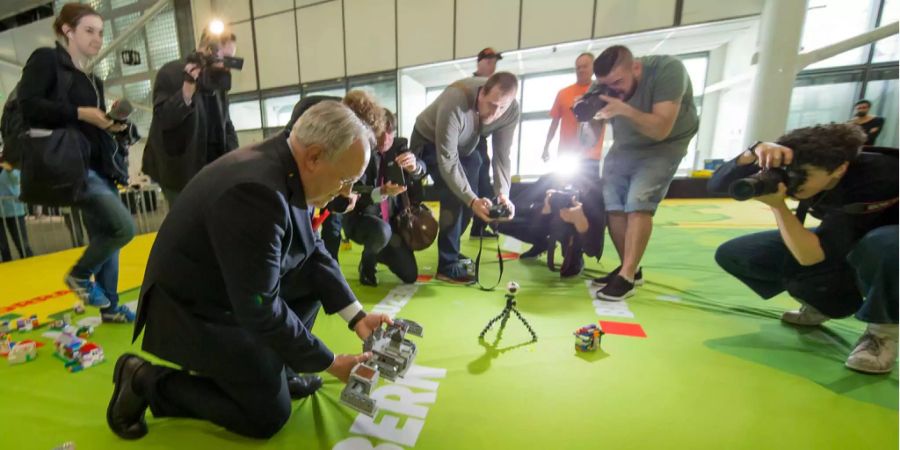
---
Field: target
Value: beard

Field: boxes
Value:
[855,111,867,118]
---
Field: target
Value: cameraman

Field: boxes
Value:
[710,124,898,374]
[142,26,240,206]
[587,45,698,301]
[410,72,520,284]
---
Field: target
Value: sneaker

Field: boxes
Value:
[781,304,829,326]
[846,326,898,374]
[435,266,476,285]
[596,275,635,301]
[102,305,136,323]
[592,266,643,287]
[519,245,546,260]
[65,274,111,308]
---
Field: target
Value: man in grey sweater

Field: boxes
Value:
[409,72,520,283]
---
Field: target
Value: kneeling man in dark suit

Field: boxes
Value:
[107,101,392,440]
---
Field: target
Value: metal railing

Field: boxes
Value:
[0,184,169,263]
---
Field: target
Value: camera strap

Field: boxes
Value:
[475,231,504,291]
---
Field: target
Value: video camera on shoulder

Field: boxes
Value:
[728,167,807,201]
[572,84,616,122]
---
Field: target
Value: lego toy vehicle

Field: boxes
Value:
[574,323,604,352]
[54,331,105,373]
[340,318,423,416]
[8,340,37,364]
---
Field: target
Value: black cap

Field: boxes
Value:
[477,47,503,61]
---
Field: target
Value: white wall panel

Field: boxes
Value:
[253,0,294,17]
[520,0,594,48]
[229,21,258,93]
[297,1,346,82]
[344,0,396,75]
[594,0,675,38]
[682,0,764,25]
[455,0,520,58]
[12,18,55,64]
[397,0,454,67]
[255,12,300,88]
[215,0,251,23]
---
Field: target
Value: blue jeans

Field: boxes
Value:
[601,150,683,214]
[421,142,482,275]
[71,170,135,309]
[715,227,898,323]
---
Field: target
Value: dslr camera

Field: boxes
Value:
[572,84,617,122]
[728,167,807,201]
[548,189,579,214]
[488,199,512,219]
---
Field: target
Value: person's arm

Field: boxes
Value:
[434,94,478,206]
[206,183,334,373]
[491,119,517,199]
[707,148,762,194]
[151,63,197,131]
[18,48,79,128]
[599,96,680,142]
[763,193,826,266]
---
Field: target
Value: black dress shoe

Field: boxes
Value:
[288,374,323,399]
[107,353,151,440]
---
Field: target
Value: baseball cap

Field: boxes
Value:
[477,47,503,61]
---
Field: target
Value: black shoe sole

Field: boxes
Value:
[107,354,148,440]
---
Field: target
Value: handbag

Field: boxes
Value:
[392,190,437,251]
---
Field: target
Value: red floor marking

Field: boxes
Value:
[598,320,647,338]
[1,290,71,314]
[416,275,433,283]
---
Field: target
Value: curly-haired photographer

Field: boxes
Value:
[709,123,898,374]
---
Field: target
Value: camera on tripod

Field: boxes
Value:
[572,84,617,122]
[728,167,807,201]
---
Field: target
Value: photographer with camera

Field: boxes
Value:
[710,124,898,374]
[142,24,241,206]
[579,45,698,301]
[410,73,520,284]
[342,109,426,286]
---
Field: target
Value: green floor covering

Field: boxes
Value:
[1,200,896,450]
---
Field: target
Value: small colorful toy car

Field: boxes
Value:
[8,340,38,364]
[574,323,604,352]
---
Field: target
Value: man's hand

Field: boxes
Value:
[326,352,372,383]
[496,194,515,221]
[381,181,407,197]
[353,312,394,341]
[541,190,556,215]
[0,162,14,171]
[753,142,793,170]
[559,200,589,233]
[343,192,359,213]
[754,182,788,208]
[107,123,128,133]
[395,152,418,173]
[182,62,201,102]
[596,95,634,120]
[471,198,493,222]
[541,143,551,163]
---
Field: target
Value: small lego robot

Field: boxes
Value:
[340,363,380,417]
[574,323,604,352]
[8,340,37,365]
[340,318,424,416]
[363,318,423,381]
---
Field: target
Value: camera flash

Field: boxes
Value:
[209,19,225,35]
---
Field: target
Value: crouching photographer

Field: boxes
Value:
[496,178,605,278]
[709,123,898,374]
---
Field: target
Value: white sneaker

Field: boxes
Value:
[846,325,898,374]
[781,304,829,326]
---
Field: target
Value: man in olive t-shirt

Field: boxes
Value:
[586,45,699,301]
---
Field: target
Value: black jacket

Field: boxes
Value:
[133,135,357,382]
[18,43,108,174]
[142,58,238,191]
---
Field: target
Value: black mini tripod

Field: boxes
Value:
[479,282,537,343]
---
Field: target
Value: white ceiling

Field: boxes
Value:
[402,17,758,89]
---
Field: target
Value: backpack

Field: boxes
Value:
[0,84,26,167]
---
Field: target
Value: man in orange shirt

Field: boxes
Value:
[542,52,605,179]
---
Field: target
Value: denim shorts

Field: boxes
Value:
[601,150,684,214]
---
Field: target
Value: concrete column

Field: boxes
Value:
[743,0,809,146]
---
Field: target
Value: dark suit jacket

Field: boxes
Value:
[133,135,357,382]
[142,58,238,192]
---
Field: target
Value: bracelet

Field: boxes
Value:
[347,310,367,331]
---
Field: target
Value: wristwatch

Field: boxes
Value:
[745,140,763,161]
[348,310,367,331]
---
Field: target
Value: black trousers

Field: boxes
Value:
[468,137,492,236]
[0,216,33,261]
[344,212,418,284]
[321,212,343,261]
[137,295,321,439]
